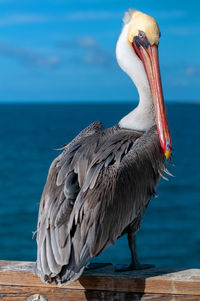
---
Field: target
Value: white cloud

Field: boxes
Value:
[153,10,187,20]
[59,36,116,69]
[0,10,122,27]
[64,11,121,21]
[0,42,61,68]
[78,36,97,47]
[185,66,200,76]
[169,78,189,87]
[166,26,200,36]
[0,13,51,26]
[0,9,189,28]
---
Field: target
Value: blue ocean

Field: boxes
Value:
[0,102,199,269]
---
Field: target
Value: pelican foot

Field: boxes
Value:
[114,263,155,272]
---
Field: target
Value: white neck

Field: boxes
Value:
[116,24,155,131]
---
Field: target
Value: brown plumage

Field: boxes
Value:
[36,122,165,284]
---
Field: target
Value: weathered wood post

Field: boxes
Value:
[0,261,200,300]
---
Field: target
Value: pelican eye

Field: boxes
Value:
[138,31,145,40]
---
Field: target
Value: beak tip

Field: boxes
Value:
[165,148,171,160]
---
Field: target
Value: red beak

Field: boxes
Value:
[133,42,172,159]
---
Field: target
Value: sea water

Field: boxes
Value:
[0,102,199,269]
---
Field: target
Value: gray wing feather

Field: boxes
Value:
[46,229,61,275]
[36,123,165,284]
[40,239,51,276]
[36,122,104,281]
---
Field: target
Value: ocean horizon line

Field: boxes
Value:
[0,100,199,105]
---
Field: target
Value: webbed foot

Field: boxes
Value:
[115,263,155,272]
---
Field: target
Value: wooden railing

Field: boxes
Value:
[0,260,200,300]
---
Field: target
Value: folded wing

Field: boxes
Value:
[36,124,164,284]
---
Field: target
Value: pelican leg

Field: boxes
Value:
[115,233,155,272]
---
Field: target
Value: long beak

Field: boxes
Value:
[139,44,172,160]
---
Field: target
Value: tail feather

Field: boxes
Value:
[36,237,90,285]
[46,229,62,275]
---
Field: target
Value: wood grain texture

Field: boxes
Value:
[0,261,200,300]
[1,287,200,301]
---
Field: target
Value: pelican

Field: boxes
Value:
[36,9,172,285]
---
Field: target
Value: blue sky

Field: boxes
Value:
[0,0,199,102]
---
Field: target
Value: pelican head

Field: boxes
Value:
[117,10,172,160]
[127,10,160,46]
